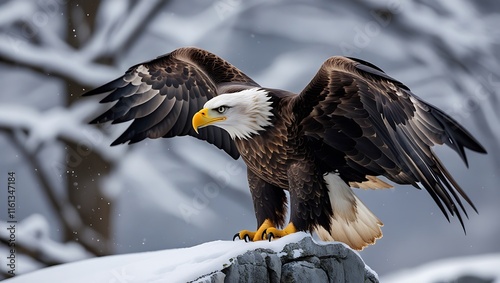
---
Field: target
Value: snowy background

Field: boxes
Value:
[1,0,499,280]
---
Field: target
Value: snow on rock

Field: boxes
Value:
[4,233,377,283]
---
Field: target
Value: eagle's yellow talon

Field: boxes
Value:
[263,222,297,240]
[234,219,275,241]
[233,230,254,242]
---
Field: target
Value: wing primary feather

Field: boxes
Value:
[395,127,457,214]
[82,77,129,97]
[111,92,166,124]
[111,128,139,146]
[433,154,478,213]
[429,106,487,167]
[99,83,141,103]
[435,169,468,232]
[89,106,128,124]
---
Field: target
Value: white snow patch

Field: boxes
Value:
[292,248,303,259]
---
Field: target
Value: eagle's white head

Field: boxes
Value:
[192,88,274,140]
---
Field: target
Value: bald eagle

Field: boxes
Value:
[84,47,486,250]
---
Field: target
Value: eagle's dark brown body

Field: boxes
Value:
[234,92,333,232]
[236,93,297,189]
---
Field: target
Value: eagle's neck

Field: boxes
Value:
[219,88,275,140]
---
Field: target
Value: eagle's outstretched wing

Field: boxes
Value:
[296,56,487,229]
[83,47,260,159]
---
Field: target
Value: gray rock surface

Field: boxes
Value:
[193,237,378,283]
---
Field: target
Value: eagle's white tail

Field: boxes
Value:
[315,173,383,250]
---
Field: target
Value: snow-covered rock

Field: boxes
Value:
[4,233,377,283]
[201,236,377,283]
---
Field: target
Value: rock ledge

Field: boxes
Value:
[193,237,378,283]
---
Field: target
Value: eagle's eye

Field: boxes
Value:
[216,106,227,114]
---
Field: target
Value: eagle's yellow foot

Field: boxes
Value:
[263,222,297,241]
[233,219,274,242]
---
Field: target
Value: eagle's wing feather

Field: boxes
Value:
[296,56,486,228]
[83,47,260,159]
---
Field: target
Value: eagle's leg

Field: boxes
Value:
[233,169,287,242]
[262,162,333,241]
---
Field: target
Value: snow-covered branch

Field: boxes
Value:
[0,215,92,274]
[0,103,124,160]
[0,2,36,27]
[0,37,118,86]
[0,0,165,86]
[80,0,165,61]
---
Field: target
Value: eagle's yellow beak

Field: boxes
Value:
[192,108,226,134]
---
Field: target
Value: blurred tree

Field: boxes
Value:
[0,0,165,277]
